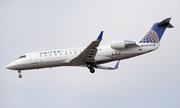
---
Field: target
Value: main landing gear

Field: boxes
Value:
[90,68,95,73]
[18,70,22,78]
[87,63,95,73]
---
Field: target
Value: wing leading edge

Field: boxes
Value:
[69,31,103,66]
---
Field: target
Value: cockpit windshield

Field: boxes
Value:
[17,55,26,59]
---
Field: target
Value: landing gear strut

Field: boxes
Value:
[87,63,92,69]
[18,70,22,78]
[87,63,95,73]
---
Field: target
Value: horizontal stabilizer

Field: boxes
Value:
[157,17,174,28]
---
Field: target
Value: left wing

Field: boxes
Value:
[96,61,120,70]
[69,31,103,66]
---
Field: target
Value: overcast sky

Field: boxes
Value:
[1,0,180,108]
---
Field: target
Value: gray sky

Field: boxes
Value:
[1,0,180,108]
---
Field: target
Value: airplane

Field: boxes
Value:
[6,18,173,78]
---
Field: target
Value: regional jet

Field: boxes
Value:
[6,18,173,78]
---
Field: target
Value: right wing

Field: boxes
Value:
[69,31,103,66]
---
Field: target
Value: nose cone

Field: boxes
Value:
[6,63,16,70]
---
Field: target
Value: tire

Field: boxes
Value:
[90,68,95,73]
[18,74,22,78]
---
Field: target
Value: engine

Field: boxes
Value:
[111,40,136,49]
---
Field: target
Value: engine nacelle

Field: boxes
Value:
[111,40,136,49]
[111,40,125,49]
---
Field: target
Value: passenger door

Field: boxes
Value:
[31,52,37,63]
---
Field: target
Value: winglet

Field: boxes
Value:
[114,61,120,69]
[97,31,103,40]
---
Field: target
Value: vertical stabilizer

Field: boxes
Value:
[139,18,173,43]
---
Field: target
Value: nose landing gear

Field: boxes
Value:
[18,70,22,78]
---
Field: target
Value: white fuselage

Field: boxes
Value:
[6,42,159,71]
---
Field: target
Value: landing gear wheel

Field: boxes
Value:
[18,74,22,78]
[90,68,95,73]
[18,70,22,78]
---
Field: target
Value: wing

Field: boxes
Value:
[69,31,103,66]
[96,61,120,70]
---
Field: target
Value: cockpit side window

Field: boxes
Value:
[18,55,26,59]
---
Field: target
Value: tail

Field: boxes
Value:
[139,17,173,43]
